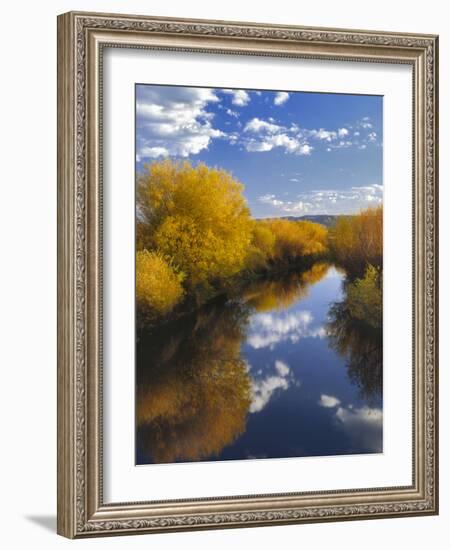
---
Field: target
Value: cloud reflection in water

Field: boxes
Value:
[249,360,298,413]
[247,310,326,350]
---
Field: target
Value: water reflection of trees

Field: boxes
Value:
[136,299,252,463]
[327,278,383,402]
[241,262,329,313]
[137,263,330,464]
[137,261,383,464]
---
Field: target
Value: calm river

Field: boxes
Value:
[136,262,382,465]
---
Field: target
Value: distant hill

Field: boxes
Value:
[281,215,338,227]
[260,215,342,227]
[256,214,354,227]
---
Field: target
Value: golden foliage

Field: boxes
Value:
[138,359,251,463]
[299,261,330,286]
[245,221,276,271]
[242,262,330,313]
[137,160,252,287]
[264,219,328,263]
[136,250,184,320]
[136,301,251,463]
[329,205,382,273]
[136,161,334,321]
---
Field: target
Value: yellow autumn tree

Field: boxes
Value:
[329,205,382,273]
[137,160,252,289]
[136,250,184,322]
[264,219,328,263]
[245,220,276,271]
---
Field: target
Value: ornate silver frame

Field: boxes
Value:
[57,11,439,538]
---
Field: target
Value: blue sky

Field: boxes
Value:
[136,84,383,218]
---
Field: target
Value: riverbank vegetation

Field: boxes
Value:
[327,266,383,402]
[136,261,382,462]
[136,159,382,325]
[136,160,328,324]
[328,204,382,274]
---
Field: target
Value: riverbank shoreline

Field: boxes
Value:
[137,254,331,332]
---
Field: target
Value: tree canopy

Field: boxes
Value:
[137,160,252,288]
[328,205,382,274]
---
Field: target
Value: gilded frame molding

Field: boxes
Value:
[57,11,439,538]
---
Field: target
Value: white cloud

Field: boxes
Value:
[246,133,312,156]
[250,375,289,413]
[136,86,380,163]
[223,89,251,106]
[240,114,380,157]
[259,194,284,207]
[136,86,225,159]
[298,143,313,155]
[246,141,274,152]
[341,117,381,147]
[335,405,383,452]
[275,360,290,377]
[270,134,300,152]
[247,310,326,350]
[226,108,239,118]
[258,194,312,214]
[309,128,337,142]
[138,146,169,159]
[336,405,382,427]
[274,91,290,105]
[258,184,383,216]
[246,133,313,155]
[244,117,282,134]
[249,360,294,413]
[242,116,314,156]
[306,126,369,150]
[284,201,309,213]
[319,394,341,408]
[360,119,373,129]
[226,132,239,144]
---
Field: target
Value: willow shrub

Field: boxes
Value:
[137,160,252,289]
[264,219,328,264]
[346,264,382,329]
[245,221,276,271]
[136,250,184,320]
[329,205,382,274]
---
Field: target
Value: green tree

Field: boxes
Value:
[347,264,382,328]
[327,266,383,401]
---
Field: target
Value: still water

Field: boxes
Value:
[136,263,382,465]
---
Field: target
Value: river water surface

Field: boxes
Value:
[136,262,382,465]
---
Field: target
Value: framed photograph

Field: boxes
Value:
[57,11,439,538]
